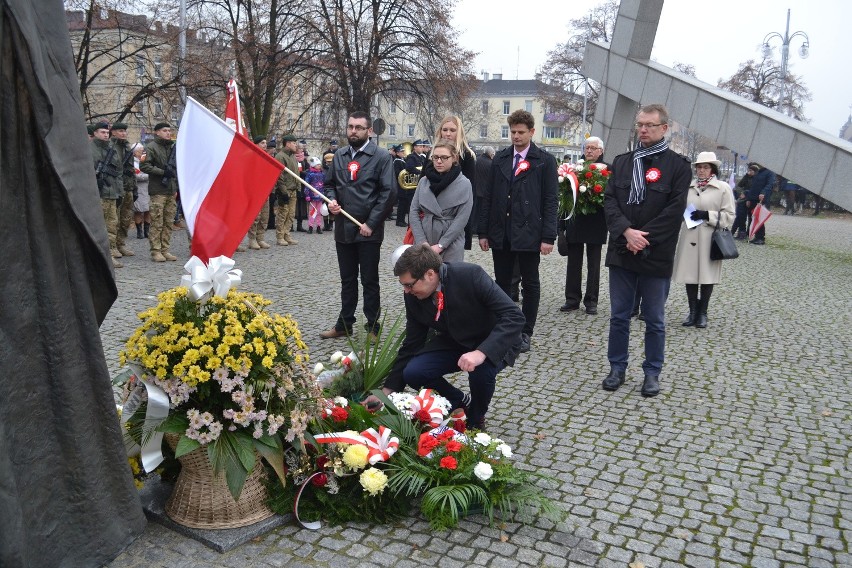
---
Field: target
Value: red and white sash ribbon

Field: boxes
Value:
[411,388,446,428]
[361,426,399,465]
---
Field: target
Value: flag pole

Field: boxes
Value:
[282,167,364,228]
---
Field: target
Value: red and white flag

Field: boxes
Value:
[749,203,773,239]
[224,78,245,135]
[177,97,282,262]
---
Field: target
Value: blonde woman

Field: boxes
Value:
[409,139,473,262]
[432,115,476,248]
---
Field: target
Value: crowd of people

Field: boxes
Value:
[90,102,829,428]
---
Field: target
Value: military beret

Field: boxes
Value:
[154,122,171,131]
[267,139,277,148]
[92,121,110,131]
[87,125,96,135]
[252,135,267,144]
[281,134,298,142]
[110,122,128,131]
[329,139,338,145]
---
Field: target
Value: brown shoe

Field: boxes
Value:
[162,251,178,261]
[319,327,349,339]
[111,248,122,258]
[151,252,166,262]
[277,239,289,246]
[258,240,271,249]
[117,246,135,257]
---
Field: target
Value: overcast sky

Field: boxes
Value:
[453,0,851,137]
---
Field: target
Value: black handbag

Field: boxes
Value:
[710,217,738,260]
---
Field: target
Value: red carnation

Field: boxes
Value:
[311,473,328,487]
[438,430,455,441]
[316,455,330,469]
[594,184,603,193]
[439,456,458,470]
[585,171,593,179]
[445,440,463,453]
[600,169,609,176]
[414,409,433,423]
[417,433,440,456]
[588,163,597,170]
[454,420,467,433]
[330,406,348,422]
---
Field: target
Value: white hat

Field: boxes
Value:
[390,244,412,268]
[308,156,321,167]
[692,151,722,167]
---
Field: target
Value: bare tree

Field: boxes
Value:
[538,0,618,131]
[66,0,183,123]
[301,0,476,117]
[717,57,812,121]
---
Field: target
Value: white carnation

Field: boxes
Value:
[313,362,325,375]
[558,176,564,183]
[579,185,587,193]
[330,351,344,364]
[333,396,348,407]
[473,462,493,481]
[473,432,492,446]
[496,443,513,458]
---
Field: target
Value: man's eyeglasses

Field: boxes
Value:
[400,279,419,290]
[347,125,368,132]
[634,122,664,130]
[431,155,453,163]
[585,146,601,151]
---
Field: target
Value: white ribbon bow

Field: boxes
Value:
[180,255,242,302]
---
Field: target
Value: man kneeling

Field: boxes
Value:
[382,244,524,429]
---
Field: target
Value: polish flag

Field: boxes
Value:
[177,97,282,262]
[749,203,772,240]
[224,78,245,135]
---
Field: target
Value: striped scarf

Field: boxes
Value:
[627,138,669,205]
[696,175,715,189]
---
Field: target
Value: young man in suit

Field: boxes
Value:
[381,244,524,429]
[478,110,558,353]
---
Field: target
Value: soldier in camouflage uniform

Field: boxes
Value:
[91,121,124,268]
[110,122,136,258]
[246,135,272,249]
[141,122,178,262]
[274,134,300,246]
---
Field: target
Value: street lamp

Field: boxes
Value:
[762,9,809,115]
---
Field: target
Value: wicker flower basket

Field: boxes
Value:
[164,433,274,529]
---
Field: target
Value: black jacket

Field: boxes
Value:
[324,141,395,243]
[604,147,691,277]
[479,142,558,251]
[384,262,525,392]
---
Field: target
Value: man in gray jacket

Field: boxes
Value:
[321,111,395,338]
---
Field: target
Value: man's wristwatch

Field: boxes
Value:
[436,243,443,250]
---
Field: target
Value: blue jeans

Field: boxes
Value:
[608,266,671,376]
[402,349,502,427]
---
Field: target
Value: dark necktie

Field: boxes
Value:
[513,153,521,172]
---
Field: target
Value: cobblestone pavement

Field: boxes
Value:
[103,214,851,568]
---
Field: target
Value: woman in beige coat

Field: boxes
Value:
[673,152,735,328]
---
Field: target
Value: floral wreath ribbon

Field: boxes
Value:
[557,162,579,220]
[120,362,170,473]
[410,388,446,428]
[180,255,242,302]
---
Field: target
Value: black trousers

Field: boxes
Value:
[564,242,602,308]
[396,191,412,225]
[492,249,539,336]
[335,241,381,333]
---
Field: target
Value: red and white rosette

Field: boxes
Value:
[348,161,360,181]
[410,388,446,428]
[515,159,530,176]
[361,426,400,465]
[645,167,661,183]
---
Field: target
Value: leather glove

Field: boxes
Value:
[690,209,710,221]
